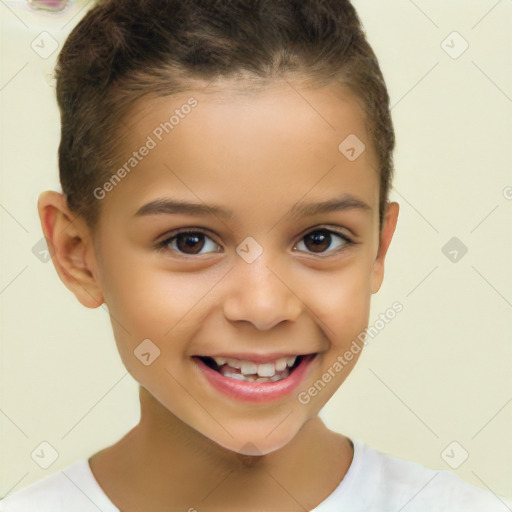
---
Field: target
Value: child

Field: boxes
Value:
[1,0,509,510]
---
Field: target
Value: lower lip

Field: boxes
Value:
[194,354,317,403]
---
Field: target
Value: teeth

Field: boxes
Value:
[240,361,258,375]
[223,372,247,381]
[222,370,256,382]
[208,354,301,377]
[275,357,288,372]
[257,363,275,378]
[226,357,241,369]
[271,370,289,381]
[221,368,290,383]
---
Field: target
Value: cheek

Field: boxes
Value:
[104,264,224,375]
[294,267,371,413]
[305,261,373,344]
[102,249,214,330]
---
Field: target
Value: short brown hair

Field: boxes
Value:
[55,0,395,231]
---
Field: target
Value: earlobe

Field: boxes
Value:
[37,191,104,309]
[371,201,399,294]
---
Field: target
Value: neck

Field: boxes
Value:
[91,385,354,511]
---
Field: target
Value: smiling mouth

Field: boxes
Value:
[196,354,311,383]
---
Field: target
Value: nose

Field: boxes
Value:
[222,254,303,331]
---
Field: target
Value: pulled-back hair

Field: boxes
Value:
[55,0,395,230]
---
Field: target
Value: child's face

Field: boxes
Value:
[68,80,397,455]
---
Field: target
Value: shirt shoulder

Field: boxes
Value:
[355,440,511,511]
[0,459,119,512]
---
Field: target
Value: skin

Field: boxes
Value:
[38,79,399,512]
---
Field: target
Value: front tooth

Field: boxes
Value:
[275,357,287,372]
[213,356,227,366]
[226,358,241,369]
[257,362,275,377]
[240,360,258,375]
[286,356,297,367]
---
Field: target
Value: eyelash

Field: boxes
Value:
[155,226,355,258]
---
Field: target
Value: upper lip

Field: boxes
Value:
[194,352,316,364]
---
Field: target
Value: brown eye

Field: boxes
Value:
[158,230,221,256]
[175,232,205,254]
[295,229,352,255]
[303,230,332,253]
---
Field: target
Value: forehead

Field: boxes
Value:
[99,80,379,225]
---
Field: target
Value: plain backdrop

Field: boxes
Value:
[1,0,511,501]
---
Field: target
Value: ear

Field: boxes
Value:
[371,201,399,294]
[37,191,104,308]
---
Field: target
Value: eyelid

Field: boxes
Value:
[156,226,219,245]
[294,224,354,241]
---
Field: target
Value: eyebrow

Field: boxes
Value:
[134,194,371,219]
[134,198,233,220]
[288,194,372,218]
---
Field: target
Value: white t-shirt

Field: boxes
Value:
[1,438,510,511]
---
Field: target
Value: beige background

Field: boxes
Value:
[1,0,511,502]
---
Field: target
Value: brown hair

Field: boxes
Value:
[55,0,395,231]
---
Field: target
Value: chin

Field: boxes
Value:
[201,417,306,457]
